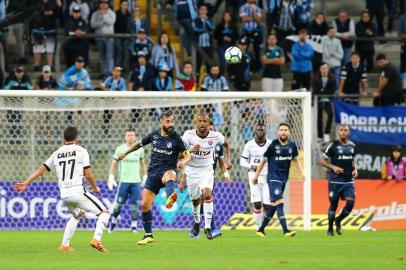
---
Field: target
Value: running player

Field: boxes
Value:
[118,111,191,245]
[254,123,304,237]
[181,113,232,239]
[107,129,147,233]
[320,124,357,236]
[12,126,110,252]
[240,123,272,229]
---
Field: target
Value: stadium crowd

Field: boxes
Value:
[0,0,405,142]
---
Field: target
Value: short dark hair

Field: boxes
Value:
[278,122,290,129]
[125,128,137,136]
[64,126,78,142]
[351,51,360,57]
[160,110,173,120]
[376,53,387,61]
[183,61,193,67]
[256,121,266,128]
[327,26,335,31]
[298,28,308,34]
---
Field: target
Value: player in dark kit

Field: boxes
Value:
[118,111,191,245]
[320,124,357,236]
[253,123,304,237]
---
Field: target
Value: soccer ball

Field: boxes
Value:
[224,46,242,64]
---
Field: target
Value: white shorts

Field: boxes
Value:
[248,174,271,205]
[185,165,214,200]
[33,36,56,54]
[62,191,106,217]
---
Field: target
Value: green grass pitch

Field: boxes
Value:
[0,230,405,270]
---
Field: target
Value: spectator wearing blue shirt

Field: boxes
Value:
[129,28,153,70]
[201,65,229,92]
[154,64,173,91]
[130,5,150,35]
[273,0,296,45]
[151,32,178,78]
[58,57,92,90]
[291,28,314,90]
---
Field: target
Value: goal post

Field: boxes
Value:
[0,90,312,230]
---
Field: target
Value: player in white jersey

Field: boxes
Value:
[12,127,110,253]
[181,112,232,240]
[240,123,272,229]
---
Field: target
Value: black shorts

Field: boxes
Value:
[144,169,177,195]
[328,182,355,201]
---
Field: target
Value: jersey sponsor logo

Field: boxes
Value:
[57,151,76,159]
[208,140,213,145]
[192,150,211,156]
[152,147,173,155]
[275,155,293,161]
[338,155,354,160]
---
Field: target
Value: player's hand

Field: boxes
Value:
[333,166,344,175]
[190,144,200,152]
[107,174,117,190]
[12,182,29,194]
[252,176,258,185]
[92,186,101,193]
[352,170,358,179]
[177,160,187,169]
[251,165,258,172]
[118,152,127,161]
[178,180,186,193]
[224,172,232,187]
[225,161,233,170]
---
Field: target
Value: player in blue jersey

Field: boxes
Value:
[118,111,191,245]
[320,124,358,236]
[253,123,304,237]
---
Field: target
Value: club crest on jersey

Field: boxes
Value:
[208,140,213,145]
[275,145,280,150]
[338,149,343,154]
[274,189,280,195]
[329,191,334,198]
[288,149,292,154]
[167,142,172,149]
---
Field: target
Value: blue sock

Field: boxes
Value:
[258,205,276,231]
[165,180,176,197]
[276,204,288,233]
[142,211,153,235]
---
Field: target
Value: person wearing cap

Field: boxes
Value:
[129,28,153,70]
[151,32,178,78]
[69,0,91,22]
[130,5,150,35]
[128,51,155,91]
[101,67,127,91]
[381,145,406,181]
[154,64,172,91]
[91,0,116,77]
[58,57,92,90]
[227,38,253,91]
[64,5,89,67]
[36,65,57,90]
[114,0,132,71]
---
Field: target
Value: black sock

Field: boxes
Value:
[258,205,276,231]
[142,211,153,235]
[328,210,336,229]
[336,200,355,223]
[276,204,288,233]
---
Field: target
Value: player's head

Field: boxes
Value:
[255,122,266,140]
[391,145,402,161]
[338,124,350,142]
[278,123,290,143]
[64,126,78,143]
[160,110,174,134]
[124,129,136,145]
[197,112,210,134]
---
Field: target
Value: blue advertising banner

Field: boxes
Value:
[0,181,246,230]
[333,100,406,145]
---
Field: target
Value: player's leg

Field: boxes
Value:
[249,174,263,229]
[162,170,178,209]
[257,181,279,236]
[60,198,83,252]
[327,183,340,236]
[261,182,272,227]
[128,183,142,233]
[138,187,156,245]
[201,170,215,240]
[334,184,355,235]
[274,182,295,237]
[185,171,202,238]
[109,182,129,233]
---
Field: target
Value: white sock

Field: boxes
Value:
[62,217,79,246]
[203,200,213,229]
[111,216,117,225]
[192,203,201,224]
[131,220,137,228]
[253,208,262,229]
[94,212,110,241]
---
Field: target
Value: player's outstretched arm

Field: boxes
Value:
[294,159,305,182]
[223,138,232,170]
[219,158,232,187]
[118,141,142,160]
[252,159,266,185]
[84,167,100,193]
[12,165,49,193]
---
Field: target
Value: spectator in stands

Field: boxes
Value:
[322,27,343,90]
[239,0,262,72]
[373,53,403,106]
[128,52,155,91]
[401,0,406,14]
[129,28,153,70]
[386,0,397,32]
[6,2,26,63]
[291,28,314,90]
[310,12,328,36]
[36,65,57,90]
[201,65,229,91]
[264,0,278,33]
[64,6,89,67]
[227,37,253,91]
[31,0,59,71]
[69,0,90,22]
[175,61,196,91]
[151,32,178,78]
[273,0,296,44]
[339,52,368,104]
[100,66,126,91]
[130,5,150,35]
[214,11,239,73]
[398,9,406,72]
[154,64,172,91]
[333,10,355,65]
[355,10,376,72]
[312,63,335,143]
[91,0,116,77]
[261,33,285,92]
[192,4,215,80]
[381,145,406,181]
[58,57,92,90]
[213,0,242,22]
[114,0,131,72]
[366,0,385,38]
[295,0,313,30]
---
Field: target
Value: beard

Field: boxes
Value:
[162,126,174,134]
[279,135,288,143]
